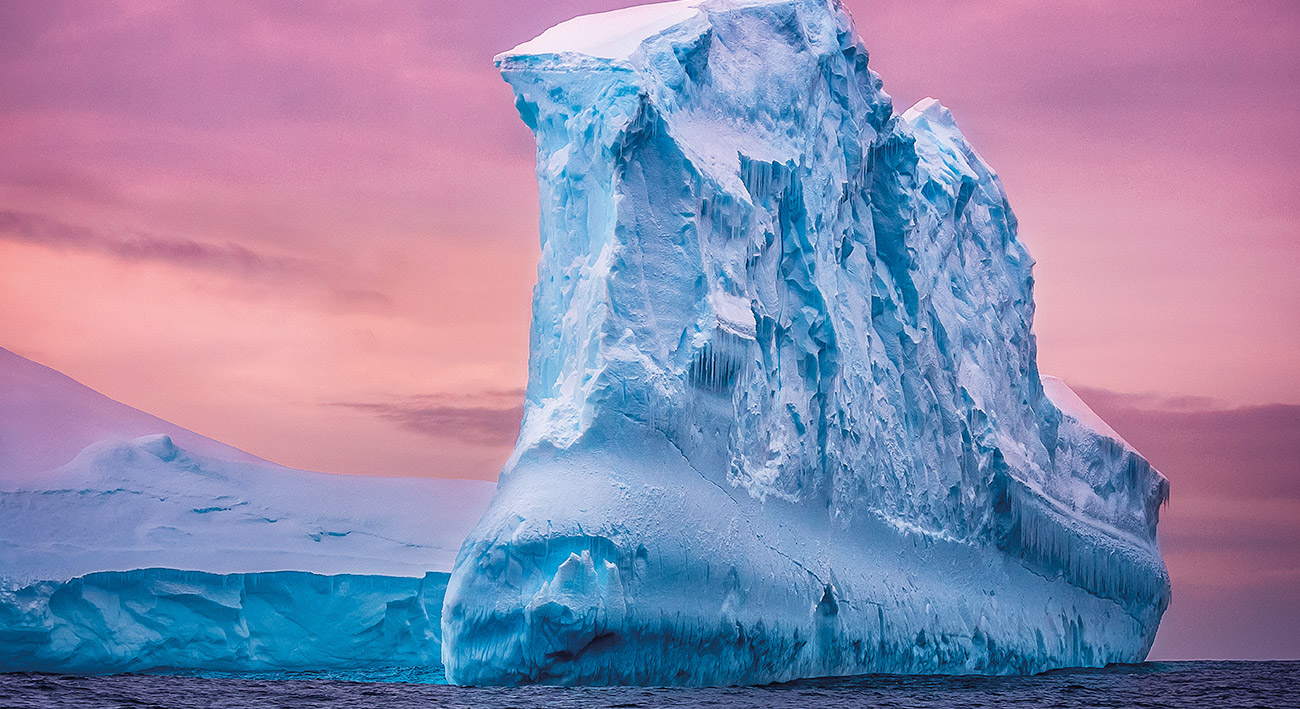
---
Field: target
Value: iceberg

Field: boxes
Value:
[0,347,494,672]
[442,0,1170,685]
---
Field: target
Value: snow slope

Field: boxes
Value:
[0,432,491,581]
[0,347,495,672]
[442,0,1170,685]
[0,346,266,487]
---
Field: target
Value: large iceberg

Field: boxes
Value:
[0,347,494,672]
[442,0,1170,685]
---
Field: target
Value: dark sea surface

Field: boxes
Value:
[0,661,1296,708]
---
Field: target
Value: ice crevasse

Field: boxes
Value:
[441,0,1171,686]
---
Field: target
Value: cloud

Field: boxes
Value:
[1069,385,1300,660]
[0,209,313,277]
[332,389,525,446]
[326,287,394,310]
[1072,386,1300,500]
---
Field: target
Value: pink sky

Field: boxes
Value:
[1,0,1297,659]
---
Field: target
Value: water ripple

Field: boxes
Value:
[0,661,1295,709]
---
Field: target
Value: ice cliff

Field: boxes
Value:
[442,0,1171,685]
[0,347,494,672]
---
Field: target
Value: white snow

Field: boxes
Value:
[901,96,950,124]
[499,0,703,61]
[0,346,494,583]
[0,347,266,487]
[0,434,492,582]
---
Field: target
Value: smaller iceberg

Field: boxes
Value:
[0,347,495,673]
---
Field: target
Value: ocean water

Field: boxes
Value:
[0,661,1295,708]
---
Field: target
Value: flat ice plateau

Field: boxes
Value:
[442,0,1171,686]
[0,347,494,672]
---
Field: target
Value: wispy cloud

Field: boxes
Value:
[0,209,312,276]
[332,389,525,446]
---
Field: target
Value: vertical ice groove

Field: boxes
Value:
[446,0,1170,686]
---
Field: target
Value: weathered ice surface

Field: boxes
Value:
[442,0,1170,686]
[0,347,494,672]
[0,570,448,673]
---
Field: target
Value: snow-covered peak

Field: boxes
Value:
[902,96,954,126]
[498,0,705,62]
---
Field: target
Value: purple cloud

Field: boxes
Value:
[0,210,311,276]
[1076,387,1300,501]
[1072,386,1300,660]
[332,390,525,446]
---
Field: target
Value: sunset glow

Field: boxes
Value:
[2,0,1296,661]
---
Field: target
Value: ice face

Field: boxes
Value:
[0,570,450,673]
[443,0,1171,686]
